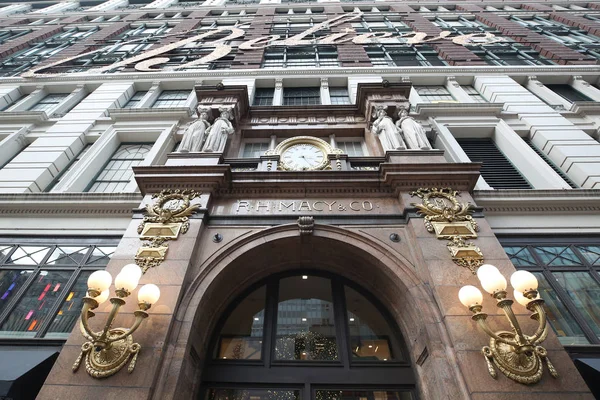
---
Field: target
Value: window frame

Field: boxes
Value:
[0,238,119,340]
[501,237,600,345]
[202,270,416,400]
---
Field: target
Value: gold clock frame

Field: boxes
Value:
[268,136,340,171]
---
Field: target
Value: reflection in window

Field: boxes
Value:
[533,273,589,345]
[87,143,152,193]
[216,285,265,360]
[275,276,338,361]
[29,94,68,113]
[4,246,51,265]
[0,270,72,337]
[415,86,455,103]
[329,87,351,105]
[345,286,402,361]
[152,90,190,108]
[253,88,274,106]
[533,246,582,266]
[46,271,92,338]
[124,91,147,108]
[0,270,33,316]
[546,84,593,103]
[316,390,412,400]
[553,272,600,338]
[207,389,300,400]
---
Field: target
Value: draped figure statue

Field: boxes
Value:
[371,106,406,151]
[202,107,235,153]
[178,107,211,153]
[396,107,431,150]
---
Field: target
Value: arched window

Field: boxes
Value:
[202,272,416,400]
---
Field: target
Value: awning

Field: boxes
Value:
[574,358,600,399]
[0,346,60,400]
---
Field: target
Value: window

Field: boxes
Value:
[365,45,446,67]
[462,86,488,103]
[242,142,270,158]
[329,87,351,105]
[0,28,99,77]
[546,84,593,103]
[263,46,339,69]
[512,16,600,60]
[0,240,118,339]
[456,138,532,189]
[0,29,31,45]
[336,141,364,156]
[253,88,274,106]
[414,86,455,103]
[523,137,578,188]
[502,240,600,345]
[86,143,152,193]
[123,91,147,108]
[204,272,415,397]
[45,144,92,192]
[28,93,68,113]
[283,87,321,105]
[152,90,190,108]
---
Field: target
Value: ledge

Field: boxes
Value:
[414,103,505,117]
[0,111,48,122]
[108,107,192,121]
[0,192,142,215]
[473,189,600,213]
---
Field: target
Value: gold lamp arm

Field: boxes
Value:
[96,297,126,343]
[472,312,519,347]
[80,297,100,341]
[106,309,149,344]
[528,300,548,344]
[496,299,528,346]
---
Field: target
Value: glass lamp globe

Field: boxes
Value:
[476,264,500,283]
[115,269,140,292]
[138,284,161,305]
[120,264,142,282]
[87,270,112,292]
[510,270,538,293]
[459,285,483,308]
[480,272,507,294]
[94,289,110,305]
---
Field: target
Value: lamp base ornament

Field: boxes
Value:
[73,328,141,378]
[481,331,558,384]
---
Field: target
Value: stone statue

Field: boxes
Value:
[396,107,431,150]
[202,107,235,153]
[178,107,211,153]
[371,106,405,151]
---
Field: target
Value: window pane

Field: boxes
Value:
[534,273,589,345]
[316,391,413,400]
[552,272,600,338]
[0,270,72,337]
[503,246,537,267]
[577,246,600,265]
[533,246,583,266]
[207,389,300,400]
[0,270,33,316]
[215,285,266,360]
[345,286,403,361]
[275,275,338,361]
[45,271,92,338]
[4,246,51,265]
[45,246,89,266]
[86,246,116,266]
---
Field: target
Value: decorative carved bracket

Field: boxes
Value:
[298,216,314,235]
[411,187,482,274]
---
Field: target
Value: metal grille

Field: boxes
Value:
[456,138,532,189]
[523,137,578,188]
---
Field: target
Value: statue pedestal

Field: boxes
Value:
[165,152,223,166]
[384,149,447,164]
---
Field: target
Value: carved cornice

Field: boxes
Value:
[0,111,48,122]
[10,66,600,85]
[568,101,600,115]
[133,165,231,195]
[473,189,600,213]
[0,193,142,215]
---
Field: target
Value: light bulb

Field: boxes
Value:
[476,264,500,283]
[87,270,112,292]
[138,284,160,305]
[94,289,110,305]
[510,270,538,293]
[115,270,139,292]
[480,272,507,294]
[513,290,529,307]
[120,264,142,282]
[458,285,483,308]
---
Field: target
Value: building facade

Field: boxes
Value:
[0,0,599,398]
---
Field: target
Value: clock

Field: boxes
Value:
[269,136,337,171]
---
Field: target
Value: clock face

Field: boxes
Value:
[281,143,326,171]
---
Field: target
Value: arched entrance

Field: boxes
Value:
[160,225,467,400]
[201,270,416,400]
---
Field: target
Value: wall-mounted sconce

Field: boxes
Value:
[72,264,160,378]
[458,265,558,384]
